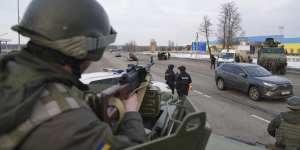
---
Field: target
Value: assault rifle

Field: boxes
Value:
[87,60,154,125]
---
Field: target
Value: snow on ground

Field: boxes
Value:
[141,51,300,69]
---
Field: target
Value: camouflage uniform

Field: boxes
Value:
[268,96,300,150]
[0,0,147,148]
[0,46,146,150]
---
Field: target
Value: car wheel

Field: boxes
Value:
[217,78,225,90]
[249,86,260,101]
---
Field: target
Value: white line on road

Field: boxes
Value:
[251,114,270,123]
[193,90,203,95]
[203,95,211,98]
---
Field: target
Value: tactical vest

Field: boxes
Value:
[0,53,89,150]
[0,83,88,150]
[276,118,300,150]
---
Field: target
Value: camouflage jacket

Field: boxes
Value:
[0,48,146,150]
[268,111,300,150]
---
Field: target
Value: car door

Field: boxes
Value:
[221,64,235,88]
[231,66,249,91]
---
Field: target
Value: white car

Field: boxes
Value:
[217,49,236,66]
[80,69,172,94]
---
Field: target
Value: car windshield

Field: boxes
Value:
[244,66,272,77]
[221,53,234,59]
[261,48,284,54]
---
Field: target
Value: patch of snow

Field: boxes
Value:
[141,51,300,69]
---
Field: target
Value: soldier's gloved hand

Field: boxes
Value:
[122,94,138,112]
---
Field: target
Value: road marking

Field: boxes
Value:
[251,114,270,123]
[203,95,211,98]
[193,90,212,98]
[193,90,203,95]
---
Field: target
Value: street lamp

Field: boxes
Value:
[17,0,21,50]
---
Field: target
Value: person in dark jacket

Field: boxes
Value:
[176,66,192,97]
[165,64,176,94]
[267,96,300,150]
[0,0,146,150]
[210,55,216,70]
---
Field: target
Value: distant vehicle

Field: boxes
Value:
[215,63,293,101]
[216,49,236,66]
[257,38,287,74]
[114,52,122,57]
[236,45,253,63]
[128,52,138,61]
[157,51,170,60]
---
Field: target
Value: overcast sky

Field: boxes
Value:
[0,0,299,45]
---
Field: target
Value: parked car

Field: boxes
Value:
[216,49,236,66]
[215,63,293,101]
[114,52,122,57]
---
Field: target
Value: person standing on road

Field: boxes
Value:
[210,54,216,70]
[0,0,146,150]
[165,64,176,95]
[176,66,192,97]
[267,96,300,150]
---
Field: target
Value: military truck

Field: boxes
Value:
[257,38,287,74]
[157,51,170,60]
[80,63,267,150]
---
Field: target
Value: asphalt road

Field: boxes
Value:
[86,52,300,145]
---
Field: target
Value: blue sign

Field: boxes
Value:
[192,42,206,52]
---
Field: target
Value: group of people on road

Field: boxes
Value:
[165,65,192,97]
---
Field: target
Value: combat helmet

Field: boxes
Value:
[287,96,300,110]
[168,64,174,70]
[12,0,116,61]
[178,65,186,72]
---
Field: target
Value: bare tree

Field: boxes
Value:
[199,15,213,56]
[125,41,136,52]
[218,2,242,50]
[168,40,175,51]
[149,39,157,52]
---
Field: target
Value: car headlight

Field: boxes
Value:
[263,82,278,90]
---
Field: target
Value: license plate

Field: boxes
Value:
[281,91,291,95]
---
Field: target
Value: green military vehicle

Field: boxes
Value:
[257,38,287,74]
[81,63,267,150]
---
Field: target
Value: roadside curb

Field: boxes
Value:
[287,68,300,75]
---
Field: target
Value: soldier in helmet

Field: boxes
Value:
[0,0,146,150]
[165,64,176,95]
[268,96,300,150]
[176,66,192,97]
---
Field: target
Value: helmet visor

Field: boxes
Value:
[29,27,117,61]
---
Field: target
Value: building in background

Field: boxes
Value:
[0,38,10,53]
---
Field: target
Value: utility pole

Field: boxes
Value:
[17,0,21,50]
